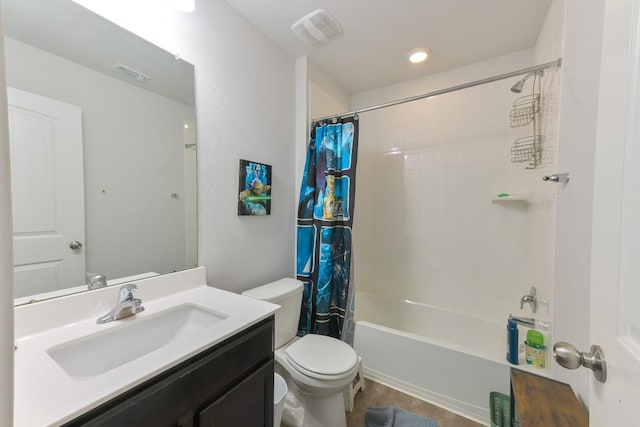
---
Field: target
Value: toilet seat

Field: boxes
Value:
[285,334,358,380]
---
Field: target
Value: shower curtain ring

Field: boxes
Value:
[353,114,359,121]
[331,117,338,124]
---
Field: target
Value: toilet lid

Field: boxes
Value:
[285,334,358,376]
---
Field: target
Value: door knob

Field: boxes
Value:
[553,342,607,383]
[69,240,83,250]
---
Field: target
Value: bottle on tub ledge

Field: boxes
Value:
[525,329,546,368]
[506,317,519,364]
[506,315,551,366]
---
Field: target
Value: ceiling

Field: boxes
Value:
[2,0,195,105]
[224,0,554,93]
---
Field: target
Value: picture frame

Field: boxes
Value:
[238,159,272,216]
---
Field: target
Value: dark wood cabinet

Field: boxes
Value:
[199,361,273,426]
[64,317,274,427]
[510,368,588,427]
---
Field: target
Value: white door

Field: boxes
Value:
[8,87,85,298]
[588,0,640,423]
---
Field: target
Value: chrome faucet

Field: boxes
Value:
[96,284,144,324]
[87,273,107,290]
[520,286,538,313]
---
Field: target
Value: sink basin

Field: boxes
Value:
[47,304,227,380]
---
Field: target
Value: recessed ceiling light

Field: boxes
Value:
[408,50,428,64]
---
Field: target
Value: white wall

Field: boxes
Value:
[0,5,14,424]
[190,0,295,292]
[294,56,309,245]
[350,50,559,326]
[4,37,196,282]
[76,0,296,292]
[552,0,606,402]
[308,60,350,120]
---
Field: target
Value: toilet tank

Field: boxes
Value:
[242,278,303,348]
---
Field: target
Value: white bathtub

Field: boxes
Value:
[353,291,511,424]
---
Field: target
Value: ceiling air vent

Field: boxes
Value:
[109,63,151,83]
[291,9,343,46]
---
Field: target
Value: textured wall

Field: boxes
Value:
[190,0,295,292]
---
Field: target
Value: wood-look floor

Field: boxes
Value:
[346,379,485,427]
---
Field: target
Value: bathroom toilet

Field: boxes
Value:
[242,278,359,427]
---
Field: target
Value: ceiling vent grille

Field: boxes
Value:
[291,9,343,45]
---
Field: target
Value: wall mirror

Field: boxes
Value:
[3,0,197,304]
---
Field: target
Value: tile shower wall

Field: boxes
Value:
[353,52,560,324]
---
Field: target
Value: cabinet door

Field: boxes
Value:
[199,361,274,427]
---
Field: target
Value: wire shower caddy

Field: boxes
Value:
[509,94,540,128]
[509,72,543,169]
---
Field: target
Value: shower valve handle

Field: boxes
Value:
[542,173,570,183]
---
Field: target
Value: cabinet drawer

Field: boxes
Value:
[65,317,273,427]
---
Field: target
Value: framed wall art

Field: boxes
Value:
[238,159,272,216]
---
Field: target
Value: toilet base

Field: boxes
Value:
[274,341,357,427]
[281,385,347,427]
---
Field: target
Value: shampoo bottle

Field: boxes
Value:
[506,318,519,364]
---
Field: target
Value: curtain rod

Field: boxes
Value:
[312,57,563,123]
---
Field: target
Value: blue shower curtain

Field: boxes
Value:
[296,117,359,341]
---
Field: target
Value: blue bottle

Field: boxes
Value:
[506,318,519,365]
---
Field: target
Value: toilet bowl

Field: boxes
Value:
[242,279,359,427]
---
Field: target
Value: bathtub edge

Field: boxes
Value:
[361,366,490,426]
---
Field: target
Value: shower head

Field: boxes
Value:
[510,72,538,93]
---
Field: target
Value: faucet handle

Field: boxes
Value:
[118,283,138,301]
[520,286,538,313]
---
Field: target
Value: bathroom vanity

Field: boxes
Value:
[65,317,274,426]
[14,267,278,427]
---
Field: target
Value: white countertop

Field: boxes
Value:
[14,267,278,427]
